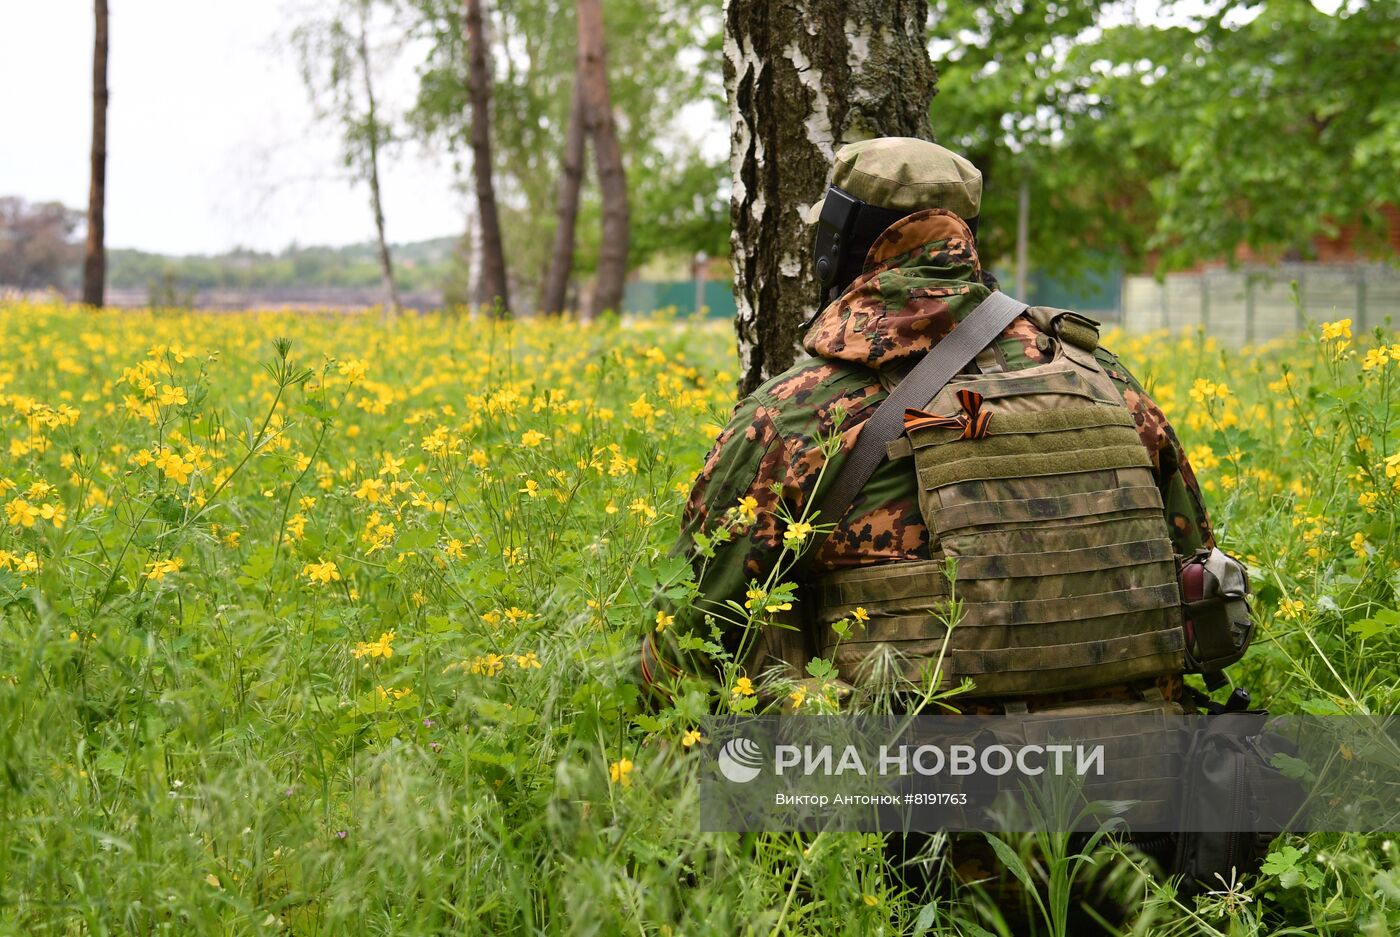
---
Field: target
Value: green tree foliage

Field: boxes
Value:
[928,0,1130,275]
[408,0,726,303]
[102,239,458,293]
[0,197,83,290]
[1082,0,1400,270]
[291,0,405,313]
[930,0,1400,276]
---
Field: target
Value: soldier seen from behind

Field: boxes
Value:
[642,137,1260,924]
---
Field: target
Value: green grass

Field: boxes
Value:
[0,302,1397,934]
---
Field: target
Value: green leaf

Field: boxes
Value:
[1349,618,1389,641]
[981,834,1044,918]
[912,903,939,936]
[397,527,436,551]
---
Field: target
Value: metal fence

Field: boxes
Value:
[1122,263,1400,346]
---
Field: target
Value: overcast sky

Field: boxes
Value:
[0,1,468,255]
[2,1,1348,256]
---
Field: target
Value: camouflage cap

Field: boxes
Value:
[805,137,982,224]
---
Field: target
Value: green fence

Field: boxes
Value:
[1024,264,1122,315]
[623,281,737,318]
[623,266,1122,321]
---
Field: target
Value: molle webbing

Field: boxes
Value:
[911,412,1150,490]
[813,342,1185,698]
[932,485,1164,532]
[951,538,1174,579]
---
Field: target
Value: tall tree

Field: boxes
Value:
[539,67,586,316]
[464,0,510,314]
[82,0,109,308]
[292,0,403,318]
[725,0,937,396]
[575,0,630,320]
[353,1,402,318]
[0,198,83,290]
[409,0,720,311]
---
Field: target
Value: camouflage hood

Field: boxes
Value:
[802,208,991,368]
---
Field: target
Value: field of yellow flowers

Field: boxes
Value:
[0,300,1397,935]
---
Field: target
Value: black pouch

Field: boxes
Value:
[1179,547,1255,685]
[1173,713,1308,893]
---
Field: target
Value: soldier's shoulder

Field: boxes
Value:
[1090,341,1136,386]
[750,356,873,412]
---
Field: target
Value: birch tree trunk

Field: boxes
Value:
[82,0,109,308]
[354,2,402,320]
[465,0,510,315]
[725,0,938,396]
[539,66,586,316]
[576,0,630,321]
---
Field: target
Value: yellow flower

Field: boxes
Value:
[1277,597,1306,621]
[783,521,813,547]
[379,454,405,477]
[788,684,807,710]
[732,676,755,697]
[609,758,635,788]
[736,496,759,525]
[157,384,187,406]
[744,587,767,609]
[520,429,547,447]
[144,557,184,581]
[629,395,655,420]
[519,479,541,498]
[469,653,504,676]
[352,630,396,660]
[354,478,385,502]
[302,559,342,585]
[682,728,704,747]
[5,498,40,528]
[852,606,869,623]
[154,450,193,485]
[1361,347,1391,371]
[338,359,368,381]
[1351,532,1368,561]
[1319,318,1353,342]
[513,651,542,670]
[654,610,674,632]
[444,538,466,559]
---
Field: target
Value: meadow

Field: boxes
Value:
[0,300,1397,935]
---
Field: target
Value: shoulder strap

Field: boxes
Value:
[801,290,1029,567]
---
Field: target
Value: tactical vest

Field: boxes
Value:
[812,313,1187,698]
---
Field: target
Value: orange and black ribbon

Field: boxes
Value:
[903,388,993,439]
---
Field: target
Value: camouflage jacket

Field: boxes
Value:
[642,210,1214,694]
